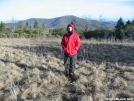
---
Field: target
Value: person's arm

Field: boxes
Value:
[61,36,66,51]
[75,35,81,51]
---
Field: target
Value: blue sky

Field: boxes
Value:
[0,0,134,22]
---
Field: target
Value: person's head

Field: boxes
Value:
[67,24,74,35]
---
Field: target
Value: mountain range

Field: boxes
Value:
[8,15,116,30]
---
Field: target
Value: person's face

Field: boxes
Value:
[68,26,72,32]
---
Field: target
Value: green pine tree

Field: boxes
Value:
[33,20,38,29]
[0,21,5,32]
[125,20,133,27]
[115,18,125,29]
[115,18,125,39]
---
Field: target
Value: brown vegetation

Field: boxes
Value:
[0,38,134,101]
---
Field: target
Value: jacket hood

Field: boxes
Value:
[67,23,75,33]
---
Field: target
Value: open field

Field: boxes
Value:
[0,38,134,101]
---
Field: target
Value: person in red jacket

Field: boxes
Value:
[61,23,81,78]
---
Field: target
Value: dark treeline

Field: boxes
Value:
[82,18,134,40]
[0,17,134,40]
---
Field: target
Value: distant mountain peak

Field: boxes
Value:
[9,15,116,30]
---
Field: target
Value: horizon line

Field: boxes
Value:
[1,15,133,23]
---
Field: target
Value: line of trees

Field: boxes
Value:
[0,18,134,40]
[83,18,134,40]
[114,18,134,40]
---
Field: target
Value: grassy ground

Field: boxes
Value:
[0,38,134,101]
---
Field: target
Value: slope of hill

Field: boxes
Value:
[15,15,115,30]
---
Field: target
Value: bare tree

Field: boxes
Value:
[11,17,16,33]
[99,13,105,23]
[98,13,107,30]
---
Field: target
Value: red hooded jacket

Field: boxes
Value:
[61,24,81,56]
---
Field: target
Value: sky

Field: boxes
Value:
[0,0,134,22]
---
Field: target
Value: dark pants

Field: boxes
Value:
[64,54,77,74]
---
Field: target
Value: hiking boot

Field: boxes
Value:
[69,73,78,82]
[69,73,75,78]
[64,71,69,77]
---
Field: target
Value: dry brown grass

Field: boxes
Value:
[0,38,134,101]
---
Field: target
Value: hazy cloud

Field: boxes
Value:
[0,0,133,21]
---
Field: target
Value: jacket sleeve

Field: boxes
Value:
[61,35,66,51]
[75,35,81,51]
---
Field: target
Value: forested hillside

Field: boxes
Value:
[0,15,134,40]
